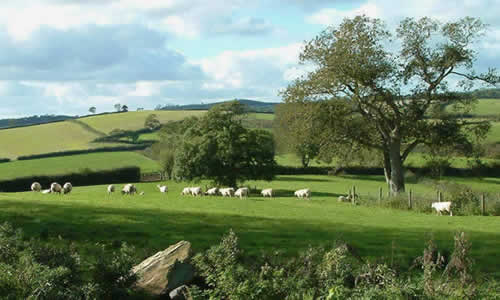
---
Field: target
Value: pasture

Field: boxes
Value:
[78,110,206,134]
[0,152,160,181]
[0,121,125,159]
[0,174,499,277]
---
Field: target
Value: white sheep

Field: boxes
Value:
[121,184,137,195]
[219,187,234,197]
[139,191,145,196]
[50,182,62,194]
[190,187,202,196]
[157,185,168,193]
[235,187,249,199]
[41,189,51,194]
[63,182,72,194]
[261,188,273,197]
[31,182,42,192]
[431,202,453,216]
[338,195,348,202]
[181,187,191,195]
[205,187,218,196]
[294,188,310,199]
[107,184,115,194]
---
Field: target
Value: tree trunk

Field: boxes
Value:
[383,150,391,184]
[301,154,310,168]
[388,141,405,194]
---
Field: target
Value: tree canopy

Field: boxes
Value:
[281,16,498,193]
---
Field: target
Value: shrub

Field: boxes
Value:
[440,183,481,216]
[0,158,10,164]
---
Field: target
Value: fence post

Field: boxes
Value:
[437,191,442,202]
[408,189,413,209]
[481,194,486,216]
[378,187,382,204]
[351,185,356,204]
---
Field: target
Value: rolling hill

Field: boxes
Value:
[160,99,278,112]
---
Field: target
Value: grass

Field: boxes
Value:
[0,174,499,277]
[79,110,206,134]
[470,99,500,117]
[0,152,160,181]
[0,121,125,159]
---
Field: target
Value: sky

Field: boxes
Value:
[0,0,499,118]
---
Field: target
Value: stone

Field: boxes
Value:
[131,240,194,296]
[169,285,192,300]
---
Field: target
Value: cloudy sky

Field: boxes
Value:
[0,0,499,118]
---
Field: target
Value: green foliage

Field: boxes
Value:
[89,107,96,114]
[175,101,277,186]
[144,114,161,130]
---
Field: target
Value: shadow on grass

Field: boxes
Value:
[274,176,331,182]
[341,175,387,182]
[0,199,499,278]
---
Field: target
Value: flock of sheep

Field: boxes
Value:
[31,181,72,194]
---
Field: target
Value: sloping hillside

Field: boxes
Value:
[160,99,278,112]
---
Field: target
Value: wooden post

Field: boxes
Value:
[408,189,412,209]
[351,185,356,204]
[437,191,442,202]
[378,187,382,204]
[481,194,486,216]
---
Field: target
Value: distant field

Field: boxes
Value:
[79,110,206,134]
[248,113,275,120]
[445,98,500,117]
[485,121,500,144]
[0,152,160,181]
[0,121,125,159]
[0,175,499,277]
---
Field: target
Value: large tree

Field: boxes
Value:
[174,101,276,187]
[281,16,498,193]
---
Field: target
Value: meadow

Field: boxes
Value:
[0,175,499,278]
[0,151,160,181]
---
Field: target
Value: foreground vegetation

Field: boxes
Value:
[0,175,499,278]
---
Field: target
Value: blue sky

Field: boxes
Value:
[0,0,498,118]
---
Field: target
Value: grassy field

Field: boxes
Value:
[0,152,160,181]
[79,110,206,134]
[0,175,499,277]
[0,121,125,159]
[469,99,500,117]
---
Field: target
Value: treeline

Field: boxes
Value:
[160,99,277,113]
[0,115,75,130]
[472,87,500,99]
[17,145,150,161]
[0,167,140,192]
[0,158,10,163]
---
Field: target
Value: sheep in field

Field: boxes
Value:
[261,188,273,197]
[157,185,168,193]
[107,184,115,194]
[338,195,348,202]
[181,187,191,195]
[50,182,62,194]
[205,187,218,196]
[31,182,42,192]
[235,187,249,199]
[190,187,202,196]
[63,182,72,194]
[42,189,51,194]
[431,202,453,216]
[294,188,310,199]
[121,184,137,195]
[139,191,145,196]
[219,188,234,197]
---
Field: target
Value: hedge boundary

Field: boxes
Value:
[0,167,141,192]
[0,158,11,164]
[17,145,150,161]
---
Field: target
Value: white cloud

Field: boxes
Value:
[306,3,380,26]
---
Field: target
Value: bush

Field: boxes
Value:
[0,158,10,164]
[438,183,481,216]
[0,167,141,192]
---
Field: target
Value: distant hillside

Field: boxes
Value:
[160,99,278,113]
[0,114,75,129]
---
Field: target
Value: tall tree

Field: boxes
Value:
[144,114,161,130]
[281,16,498,193]
[114,103,121,112]
[89,106,96,114]
[175,101,276,187]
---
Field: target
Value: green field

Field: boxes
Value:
[0,175,499,277]
[469,99,500,117]
[79,110,206,134]
[0,152,160,181]
[0,121,125,159]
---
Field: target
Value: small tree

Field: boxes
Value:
[121,105,129,112]
[144,114,161,130]
[174,101,276,187]
[89,106,96,114]
[114,103,121,112]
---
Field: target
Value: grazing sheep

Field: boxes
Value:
[261,188,273,197]
[50,182,62,194]
[190,187,202,196]
[294,188,310,199]
[41,189,51,194]
[157,185,168,193]
[235,187,249,199]
[63,182,72,194]
[139,191,145,196]
[205,187,218,196]
[181,187,191,195]
[107,184,115,194]
[338,195,348,202]
[432,202,453,216]
[31,182,42,192]
[121,184,137,195]
[219,187,235,197]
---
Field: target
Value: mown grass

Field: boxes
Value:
[0,175,498,277]
[79,110,206,134]
[0,152,160,181]
[0,121,125,159]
